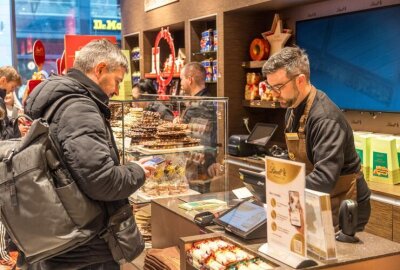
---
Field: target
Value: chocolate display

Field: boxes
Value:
[140,154,189,196]
[186,238,274,269]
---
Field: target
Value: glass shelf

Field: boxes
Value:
[192,50,217,56]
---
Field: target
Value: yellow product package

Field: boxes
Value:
[353,132,373,181]
[369,136,399,184]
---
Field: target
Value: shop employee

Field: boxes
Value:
[262,47,371,231]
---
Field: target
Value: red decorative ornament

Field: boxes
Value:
[153,28,175,98]
[33,40,45,71]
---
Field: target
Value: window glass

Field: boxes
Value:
[0,0,13,66]
[13,0,121,101]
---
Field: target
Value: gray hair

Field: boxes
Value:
[262,47,310,81]
[182,62,206,86]
[73,39,128,73]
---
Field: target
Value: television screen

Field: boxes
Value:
[296,5,400,112]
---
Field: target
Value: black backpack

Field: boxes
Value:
[0,94,104,264]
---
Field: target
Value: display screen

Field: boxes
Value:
[296,5,400,112]
[218,201,266,233]
[246,123,277,146]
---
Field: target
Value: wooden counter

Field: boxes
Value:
[152,192,400,269]
[226,155,400,243]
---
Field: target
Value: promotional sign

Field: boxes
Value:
[111,50,132,101]
[92,18,121,31]
[305,189,336,260]
[259,157,316,268]
[64,35,117,70]
[33,40,45,71]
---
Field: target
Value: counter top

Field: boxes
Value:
[367,181,400,200]
[153,192,400,269]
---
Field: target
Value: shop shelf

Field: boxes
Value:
[242,60,267,69]
[144,72,180,79]
[242,100,281,108]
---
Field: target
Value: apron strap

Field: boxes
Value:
[298,86,317,134]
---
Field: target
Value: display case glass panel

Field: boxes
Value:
[110,95,228,201]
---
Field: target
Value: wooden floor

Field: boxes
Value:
[120,249,146,270]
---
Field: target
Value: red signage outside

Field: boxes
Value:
[64,34,117,69]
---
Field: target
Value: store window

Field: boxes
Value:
[0,0,13,66]
[13,0,121,100]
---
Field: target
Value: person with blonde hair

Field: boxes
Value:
[0,66,21,139]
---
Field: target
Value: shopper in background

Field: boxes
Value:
[262,46,371,231]
[178,62,222,192]
[0,66,22,139]
[4,91,19,120]
[179,62,209,97]
[0,66,23,269]
[24,39,153,270]
[132,79,174,121]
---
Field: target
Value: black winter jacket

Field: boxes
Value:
[0,89,20,139]
[24,69,145,268]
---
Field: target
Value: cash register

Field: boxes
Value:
[228,123,278,157]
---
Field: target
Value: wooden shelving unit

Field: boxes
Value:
[189,15,218,97]
[144,72,180,79]
[242,60,267,69]
[123,33,140,83]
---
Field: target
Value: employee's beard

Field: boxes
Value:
[280,84,300,108]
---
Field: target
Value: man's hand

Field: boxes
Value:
[134,157,156,178]
[207,162,224,177]
[18,117,31,137]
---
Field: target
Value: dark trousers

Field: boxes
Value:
[80,261,119,270]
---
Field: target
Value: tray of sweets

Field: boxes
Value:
[180,233,277,270]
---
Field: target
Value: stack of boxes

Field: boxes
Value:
[200,29,218,82]
[354,131,400,184]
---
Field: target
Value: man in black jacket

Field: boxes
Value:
[179,62,222,192]
[0,66,21,139]
[25,39,151,270]
[262,47,371,231]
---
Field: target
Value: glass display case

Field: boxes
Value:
[109,95,228,202]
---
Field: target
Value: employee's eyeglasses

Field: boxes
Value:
[266,74,301,94]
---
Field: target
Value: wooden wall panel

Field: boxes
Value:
[365,200,393,240]
[393,206,400,243]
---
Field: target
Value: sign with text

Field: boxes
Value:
[64,34,117,70]
[259,157,316,268]
[111,50,132,101]
[144,0,178,12]
[265,156,306,257]
[92,18,121,31]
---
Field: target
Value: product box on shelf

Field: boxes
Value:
[179,233,277,270]
[201,59,213,82]
[353,131,373,181]
[201,29,214,52]
[213,30,218,51]
[369,135,400,184]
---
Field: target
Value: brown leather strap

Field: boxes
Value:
[299,86,317,134]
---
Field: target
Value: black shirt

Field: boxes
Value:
[285,89,370,201]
